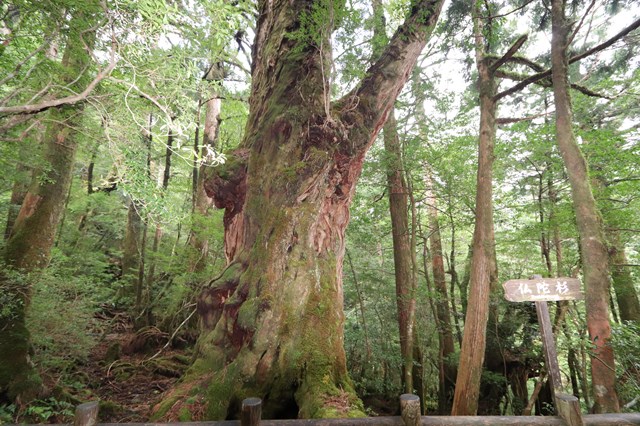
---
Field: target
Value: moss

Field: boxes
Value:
[98,400,124,419]
[178,407,192,421]
[237,297,259,331]
[282,161,307,180]
[216,154,246,180]
[205,374,237,419]
[150,393,181,421]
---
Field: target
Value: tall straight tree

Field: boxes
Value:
[550,0,620,413]
[451,0,499,414]
[425,170,456,413]
[156,0,444,420]
[451,0,531,412]
[371,0,418,395]
[0,4,99,402]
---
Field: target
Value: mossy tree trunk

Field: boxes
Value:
[0,7,97,403]
[550,0,620,413]
[155,0,444,420]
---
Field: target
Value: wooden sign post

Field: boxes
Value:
[502,275,584,426]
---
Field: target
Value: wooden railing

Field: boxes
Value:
[58,395,640,426]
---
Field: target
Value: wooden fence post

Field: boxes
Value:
[241,398,262,426]
[400,394,420,426]
[555,393,584,426]
[73,402,99,426]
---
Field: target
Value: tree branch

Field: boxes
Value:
[336,0,445,152]
[0,36,54,87]
[496,112,552,125]
[0,36,117,116]
[490,34,528,73]
[494,17,640,101]
[496,69,611,98]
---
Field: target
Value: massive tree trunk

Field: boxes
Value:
[550,0,620,413]
[0,9,96,402]
[154,0,443,420]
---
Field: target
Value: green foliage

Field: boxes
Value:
[23,397,75,423]
[610,322,640,408]
[0,396,75,423]
[26,254,101,376]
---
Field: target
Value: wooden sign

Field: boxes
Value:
[502,277,583,302]
[503,275,585,426]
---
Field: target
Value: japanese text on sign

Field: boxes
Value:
[502,278,583,302]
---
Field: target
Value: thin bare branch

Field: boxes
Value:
[568,0,597,47]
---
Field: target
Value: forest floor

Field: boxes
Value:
[74,309,192,423]
[61,308,396,423]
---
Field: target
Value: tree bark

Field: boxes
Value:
[370,0,418,395]
[0,8,96,402]
[607,231,640,323]
[190,65,223,272]
[3,164,29,241]
[426,171,456,413]
[384,111,417,394]
[155,0,444,420]
[550,0,619,413]
[142,130,174,323]
[122,198,143,285]
[451,6,498,415]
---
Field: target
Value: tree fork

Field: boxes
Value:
[156,0,445,420]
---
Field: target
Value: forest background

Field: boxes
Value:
[0,0,639,422]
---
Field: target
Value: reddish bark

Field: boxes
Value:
[550,0,619,413]
[159,0,445,420]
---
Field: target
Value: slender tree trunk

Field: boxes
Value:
[0,10,96,402]
[144,131,174,314]
[451,9,498,415]
[607,230,640,322]
[537,173,553,276]
[122,198,143,284]
[372,8,417,394]
[134,117,153,312]
[425,171,456,413]
[549,171,564,277]
[190,65,223,272]
[383,111,417,394]
[156,1,444,420]
[550,0,620,413]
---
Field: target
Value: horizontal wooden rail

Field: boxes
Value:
[92,414,640,426]
[13,395,640,426]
